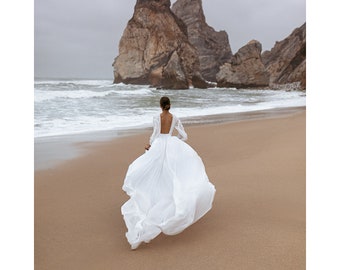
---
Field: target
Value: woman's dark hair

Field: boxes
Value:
[160,96,171,111]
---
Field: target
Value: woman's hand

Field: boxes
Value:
[145,144,151,151]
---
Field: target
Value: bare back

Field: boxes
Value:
[160,112,173,134]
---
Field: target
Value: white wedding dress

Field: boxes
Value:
[121,114,216,249]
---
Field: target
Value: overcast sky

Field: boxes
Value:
[34,0,306,79]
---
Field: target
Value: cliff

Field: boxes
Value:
[172,0,233,82]
[113,1,306,90]
[262,23,306,89]
[112,0,207,89]
[216,40,270,88]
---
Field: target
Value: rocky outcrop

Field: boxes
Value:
[216,40,270,88]
[172,0,233,82]
[112,0,207,89]
[262,23,306,89]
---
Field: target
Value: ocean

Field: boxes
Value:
[34,79,306,138]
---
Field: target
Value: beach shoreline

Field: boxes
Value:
[35,108,306,270]
[35,106,305,171]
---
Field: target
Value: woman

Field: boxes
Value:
[121,96,216,249]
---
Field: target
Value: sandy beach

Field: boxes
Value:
[35,109,305,270]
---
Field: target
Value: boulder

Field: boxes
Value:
[216,40,270,88]
[262,23,306,89]
[172,0,233,82]
[113,0,207,89]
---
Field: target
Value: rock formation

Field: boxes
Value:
[172,0,233,82]
[262,23,306,89]
[112,0,207,89]
[216,40,270,88]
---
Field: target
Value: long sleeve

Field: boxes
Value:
[149,116,160,145]
[175,117,188,141]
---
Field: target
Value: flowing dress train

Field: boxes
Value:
[121,114,216,249]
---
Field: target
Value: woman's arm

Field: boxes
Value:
[175,117,188,141]
[146,116,159,150]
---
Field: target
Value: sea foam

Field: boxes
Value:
[34,79,306,137]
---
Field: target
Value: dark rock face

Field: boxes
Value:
[262,23,306,89]
[172,0,233,82]
[216,40,270,88]
[113,0,207,89]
